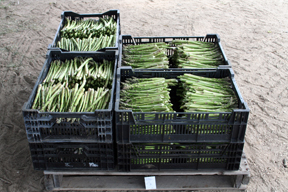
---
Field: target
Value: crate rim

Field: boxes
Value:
[60,10,120,19]
[120,34,220,42]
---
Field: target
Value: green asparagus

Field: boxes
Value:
[32,57,114,123]
[58,17,117,51]
[178,73,238,112]
[122,43,170,69]
[172,40,225,68]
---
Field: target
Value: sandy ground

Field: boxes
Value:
[0,0,287,191]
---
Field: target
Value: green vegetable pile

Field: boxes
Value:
[172,40,225,68]
[57,17,117,51]
[120,77,177,112]
[121,39,226,69]
[32,57,114,122]
[120,74,237,113]
[43,58,113,88]
[178,74,238,112]
[122,43,170,69]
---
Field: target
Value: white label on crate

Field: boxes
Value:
[144,176,156,190]
[89,162,99,167]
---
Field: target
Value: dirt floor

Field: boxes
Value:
[0,0,287,191]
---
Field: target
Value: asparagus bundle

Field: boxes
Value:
[58,35,116,51]
[32,84,110,113]
[58,16,117,51]
[32,57,114,122]
[122,43,170,69]
[178,74,238,112]
[120,77,177,112]
[61,17,116,39]
[172,40,225,68]
[43,58,113,89]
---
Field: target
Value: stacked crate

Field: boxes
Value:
[22,10,120,170]
[115,35,249,171]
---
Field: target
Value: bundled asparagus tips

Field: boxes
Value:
[31,84,111,112]
[43,58,114,89]
[61,17,117,39]
[171,40,216,47]
[177,74,238,113]
[124,42,169,51]
[31,57,114,123]
[57,35,116,51]
[122,43,170,69]
[120,77,177,112]
[57,16,117,51]
[171,40,225,68]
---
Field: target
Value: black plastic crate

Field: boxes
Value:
[49,10,121,52]
[117,142,244,171]
[22,50,118,143]
[115,67,249,143]
[119,34,230,69]
[30,142,114,170]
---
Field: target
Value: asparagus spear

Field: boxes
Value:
[120,77,177,112]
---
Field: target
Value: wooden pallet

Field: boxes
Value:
[44,153,250,191]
